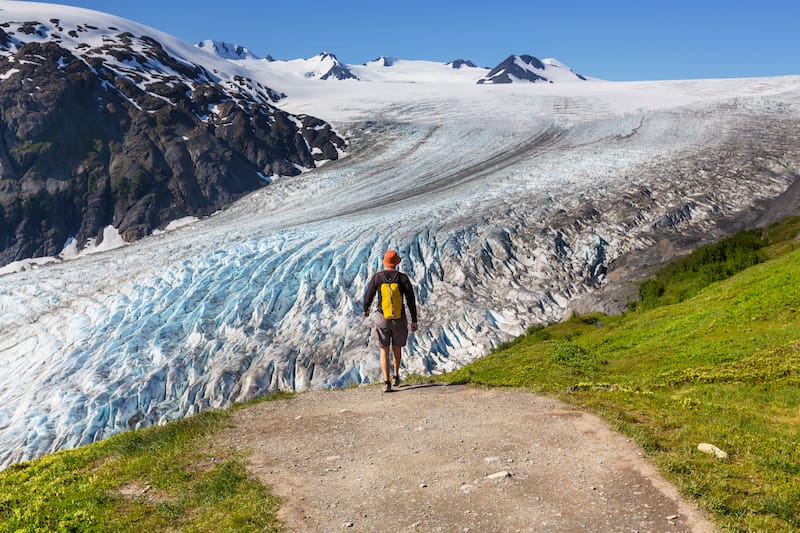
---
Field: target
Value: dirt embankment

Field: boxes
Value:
[219,384,716,533]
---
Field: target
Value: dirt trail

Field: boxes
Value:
[221,383,716,532]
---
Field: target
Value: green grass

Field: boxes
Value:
[440,222,800,531]
[0,392,293,532]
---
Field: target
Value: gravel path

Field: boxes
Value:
[222,383,716,532]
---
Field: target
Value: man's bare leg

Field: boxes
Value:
[380,345,391,383]
[392,345,402,384]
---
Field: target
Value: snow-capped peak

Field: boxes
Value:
[541,58,589,81]
[477,54,587,84]
[366,56,397,67]
[301,51,358,80]
[195,39,258,60]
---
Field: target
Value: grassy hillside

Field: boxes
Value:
[439,221,800,532]
[0,394,291,532]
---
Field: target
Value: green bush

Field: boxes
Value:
[548,341,604,371]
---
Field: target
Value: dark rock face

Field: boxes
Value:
[0,28,13,49]
[478,54,548,84]
[447,59,476,69]
[0,28,345,266]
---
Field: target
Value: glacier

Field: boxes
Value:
[2,25,800,467]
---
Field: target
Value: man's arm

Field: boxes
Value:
[401,274,418,327]
[363,274,377,316]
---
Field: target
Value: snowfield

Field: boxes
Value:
[1,3,800,469]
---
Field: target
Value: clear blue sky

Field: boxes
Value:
[24,0,800,80]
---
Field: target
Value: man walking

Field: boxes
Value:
[363,249,418,392]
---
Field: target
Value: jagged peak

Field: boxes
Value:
[304,51,358,80]
[315,51,339,61]
[477,53,586,84]
[447,58,477,69]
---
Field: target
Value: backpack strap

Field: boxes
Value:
[376,270,398,284]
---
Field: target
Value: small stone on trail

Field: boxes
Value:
[343,521,354,528]
[486,470,511,480]
[419,483,428,488]
[667,515,679,520]
[697,442,728,459]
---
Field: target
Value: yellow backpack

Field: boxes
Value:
[379,272,403,319]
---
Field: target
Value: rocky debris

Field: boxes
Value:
[0,25,345,266]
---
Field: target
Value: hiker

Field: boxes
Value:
[363,249,418,392]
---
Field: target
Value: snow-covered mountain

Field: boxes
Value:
[478,54,588,84]
[290,51,359,80]
[232,53,585,86]
[0,1,345,266]
[2,1,800,470]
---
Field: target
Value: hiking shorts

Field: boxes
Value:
[374,318,409,347]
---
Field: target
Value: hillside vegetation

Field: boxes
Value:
[0,395,291,532]
[440,217,800,532]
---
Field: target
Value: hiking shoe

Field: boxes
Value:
[384,380,392,392]
[393,375,401,387]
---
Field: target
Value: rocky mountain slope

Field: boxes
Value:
[0,4,345,266]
